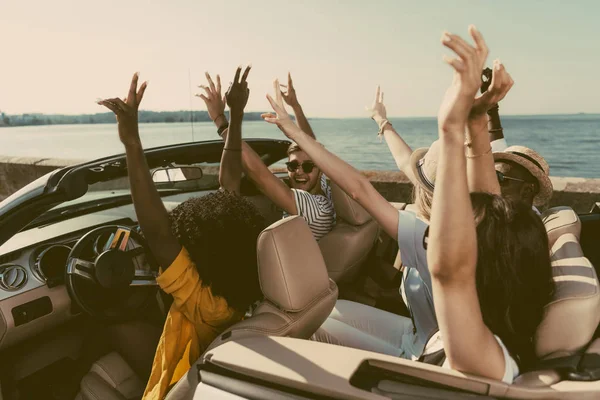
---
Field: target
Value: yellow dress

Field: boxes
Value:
[142,247,244,400]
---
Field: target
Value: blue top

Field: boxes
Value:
[397,209,437,355]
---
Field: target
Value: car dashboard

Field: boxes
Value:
[0,198,186,352]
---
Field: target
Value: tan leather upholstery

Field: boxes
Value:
[542,206,582,247]
[390,202,407,211]
[78,352,145,400]
[330,182,372,225]
[259,217,331,311]
[168,217,339,399]
[535,207,600,360]
[513,369,562,387]
[204,216,338,354]
[318,182,379,282]
[404,203,418,214]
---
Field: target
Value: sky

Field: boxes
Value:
[1,0,599,118]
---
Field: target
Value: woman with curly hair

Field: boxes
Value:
[98,65,264,400]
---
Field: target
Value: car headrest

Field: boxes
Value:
[331,182,372,226]
[534,233,600,359]
[542,206,581,248]
[257,216,331,312]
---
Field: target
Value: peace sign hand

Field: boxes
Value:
[366,85,387,124]
[280,72,299,108]
[262,79,298,137]
[97,72,148,146]
[226,65,251,116]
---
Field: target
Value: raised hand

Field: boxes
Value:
[470,60,514,118]
[97,72,148,146]
[437,25,489,136]
[197,72,226,126]
[366,85,387,123]
[262,79,298,136]
[280,72,299,108]
[226,65,251,116]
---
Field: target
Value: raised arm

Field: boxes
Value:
[428,26,506,381]
[262,81,400,240]
[280,73,316,139]
[465,61,513,195]
[198,72,298,214]
[217,65,251,194]
[367,86,417,185]
[98,73,181,269]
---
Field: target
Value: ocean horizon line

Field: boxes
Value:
[1,110,598,124]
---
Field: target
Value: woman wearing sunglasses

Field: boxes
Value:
[198,71,335,241]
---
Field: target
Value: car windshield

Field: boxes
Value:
[25,161,222,229]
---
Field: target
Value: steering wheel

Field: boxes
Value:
[65,225,159,320]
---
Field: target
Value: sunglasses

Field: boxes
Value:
[496,170,530,185]
[286,160,316,174]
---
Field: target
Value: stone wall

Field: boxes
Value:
[0,156,81,201]
[1,156,599,213]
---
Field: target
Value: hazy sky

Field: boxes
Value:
[1,0,599,117]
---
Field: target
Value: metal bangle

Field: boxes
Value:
[466,146,492,158]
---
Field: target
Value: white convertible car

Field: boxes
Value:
[0,139,598,400]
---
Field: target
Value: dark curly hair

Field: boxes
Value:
[470,192,554,370]
[168,190,266,311]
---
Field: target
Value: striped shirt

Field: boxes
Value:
[283,175,335,241]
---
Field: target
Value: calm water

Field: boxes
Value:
[0,115,598,178]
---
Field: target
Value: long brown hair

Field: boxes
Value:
[470,192,553,369]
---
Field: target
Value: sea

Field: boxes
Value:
[0,115,598,178]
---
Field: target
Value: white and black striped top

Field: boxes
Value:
[283,175,335,241]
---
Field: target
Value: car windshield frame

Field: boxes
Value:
[0,139,291,247]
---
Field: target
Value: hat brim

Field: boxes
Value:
[409,147,432,193]
[493,152,553,207]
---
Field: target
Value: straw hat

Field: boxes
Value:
[409,140,441,193]
[493,146,553,207]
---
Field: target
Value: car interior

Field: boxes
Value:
[0,142,598,400]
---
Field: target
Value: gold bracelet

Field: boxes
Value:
[465,146,492,158]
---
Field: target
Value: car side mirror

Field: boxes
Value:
[151,166,204,184]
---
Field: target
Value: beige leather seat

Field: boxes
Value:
[516,206,600,386]
[318,182,380,283]
[164,216,338,399]
[77,216,338,400]
[203,215,338,352]
[75,351,145,400]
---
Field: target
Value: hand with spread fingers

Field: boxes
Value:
[197,72,227,127]
[367,85,387,124]
[226,65,251,116]
[262,79,298,137]
[97,72,148,146]
[470,60,514,119]
[280,72,299,108]
[437,25,489,135]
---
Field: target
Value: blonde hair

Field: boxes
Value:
[412,184,433,221]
